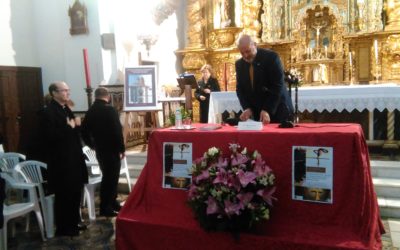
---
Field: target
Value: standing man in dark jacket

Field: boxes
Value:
[39,81,88,237]
[235,34,293,124]
[81,87,125,217]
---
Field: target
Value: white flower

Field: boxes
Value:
[208,147,219,157]
[229,143,240,153]
[268,174,275,185]
[241,147,247,155]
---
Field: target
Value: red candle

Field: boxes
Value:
[83,48,91,88]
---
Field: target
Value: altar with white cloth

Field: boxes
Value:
[208,83,400,142]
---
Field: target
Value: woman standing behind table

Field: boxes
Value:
[194,64,221,123]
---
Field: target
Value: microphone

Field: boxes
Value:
[279,104,294,128]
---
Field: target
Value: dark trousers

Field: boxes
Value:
[54,185,82,232]
[97,152,121,212]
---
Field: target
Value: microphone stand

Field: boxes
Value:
[284,71,300,125]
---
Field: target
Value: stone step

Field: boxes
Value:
[378,196,400,218]
[373,177,400,198]
[118,177,138,194]
[118,151,146,193]
[127,163,145,178]
[126,152,147,165]
[371,160,400,179]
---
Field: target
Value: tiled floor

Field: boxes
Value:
[6,214,398,249]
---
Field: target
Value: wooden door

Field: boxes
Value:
[0,66,43,152]
[0,68,19,152]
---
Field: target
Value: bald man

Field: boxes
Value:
[235,35,293,124]
[81,87,125,217]
[39,81,88,237]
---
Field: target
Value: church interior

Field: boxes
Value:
[1,0,400,249]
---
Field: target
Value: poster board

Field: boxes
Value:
[162,142,193,190]
[124,66,160,111]
[292,146,333,204]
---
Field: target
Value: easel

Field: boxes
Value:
[122,110,160,148]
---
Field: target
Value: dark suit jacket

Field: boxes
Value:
[194,77,220,123]
[236,48,294,122]
[38,99,88,192]
[81,99,125,156]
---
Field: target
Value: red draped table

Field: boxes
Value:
[116,123,384,250]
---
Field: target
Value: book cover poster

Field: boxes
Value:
[292,146,333,204]
[163,142,192,190]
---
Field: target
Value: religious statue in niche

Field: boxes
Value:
[68,0,89,35]
[215,0,235,28]
[385,0,400,31]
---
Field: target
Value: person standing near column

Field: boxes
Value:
[81,87,125,217]
[235,34,293,124]
[39,81,88,237]
[194,64,221,123]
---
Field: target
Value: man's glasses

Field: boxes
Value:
[57,89,70,93]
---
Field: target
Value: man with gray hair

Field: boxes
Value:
[235,34,293,124]
[82,87,125,217]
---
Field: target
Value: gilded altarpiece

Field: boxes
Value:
[176,0,400,122]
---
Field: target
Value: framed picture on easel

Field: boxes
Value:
[124,66,160,111]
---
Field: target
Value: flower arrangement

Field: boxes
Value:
[284,68,303,86]
[188,143,276,237]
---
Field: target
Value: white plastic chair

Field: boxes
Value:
[82,146,102,221]
[13,161,54,239]
[82,174,102,221]
[82,146,132,191]
[1,173,46,250]
[81,146,131,220]
[0,153,26,174]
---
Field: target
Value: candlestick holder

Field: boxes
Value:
[85,87,93,107]
[374,64,381,84]
[349,65,355,85]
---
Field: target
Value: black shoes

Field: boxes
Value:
[99,209,118,217]
[113,203,122,212]
[77,222,88,231]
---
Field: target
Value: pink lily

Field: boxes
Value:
[231,153,248,166]
[254,163,272,176]
[227,174,241,191]
[237,169,257,187]
[206,196,219,214]
[213,168,228,185]
[217,157,228,168]
[237,192,254,209]
[256,186,277,206]
[195,169,210,183]
[224,200,241,216]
